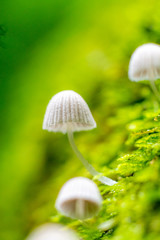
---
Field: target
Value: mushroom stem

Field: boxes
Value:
[149,80,160,102]
[75,199,85,219]
[67,130,117,186]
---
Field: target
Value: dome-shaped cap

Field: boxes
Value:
[128,43,160,81]
[26,223,79,240]
[55,177,102,219]
[43,90,96,134]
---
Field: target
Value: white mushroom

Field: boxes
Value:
[26,223,79,240]
[43,90,96,133]
[43,90,116,186]
[55,177,102,219]
[128,43,160,101]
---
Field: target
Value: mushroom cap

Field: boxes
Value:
[55,177,102,220]
[43,90,96,134]
[128,43,160,81]
[26,223,79,240]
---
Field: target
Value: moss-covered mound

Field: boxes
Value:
[50,81,160,240]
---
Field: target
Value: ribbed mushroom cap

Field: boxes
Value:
[26,223,79,240]
[129,43,160,81]
[43,90,96,133]
[55,177,102,220]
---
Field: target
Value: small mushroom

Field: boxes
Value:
[55,177,102,219]
[128,43,160,101]
[43,90,116,186]
[26,223,79,240]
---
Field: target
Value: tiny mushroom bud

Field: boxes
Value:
[43,90,116,186]
[55,177,102,219]
[25,223,79,240]
[128,43,160,101]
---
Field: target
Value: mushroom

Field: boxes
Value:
[26,223,79,240]
[55,177,102,219]
[128,43,160,101]
[43,90,116,186]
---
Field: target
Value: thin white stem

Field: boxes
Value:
[149,80,160,102]
[67,130,117,186]
[75,199,85,219]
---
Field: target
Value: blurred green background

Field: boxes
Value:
[1,0,160,239]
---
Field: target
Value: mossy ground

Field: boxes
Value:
[49,80,160,240]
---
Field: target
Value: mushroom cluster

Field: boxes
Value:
[26,42,160,239]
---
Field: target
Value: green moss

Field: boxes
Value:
[50,84,160,240]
